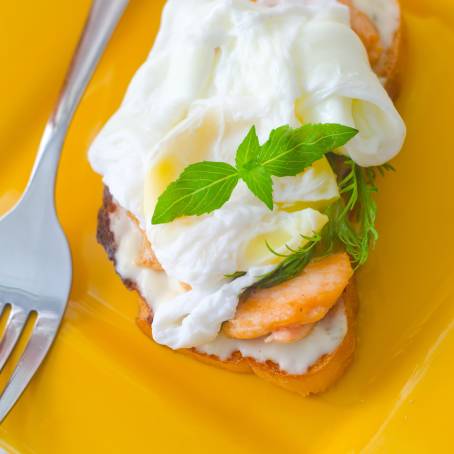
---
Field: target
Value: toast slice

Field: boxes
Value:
[99,188,356,395]
[99,189,357,395]
[95,0,402,395]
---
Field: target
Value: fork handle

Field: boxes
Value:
[22,0,129,209]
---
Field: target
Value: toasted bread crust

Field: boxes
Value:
[96,188,138,292]
[97,187,118,265]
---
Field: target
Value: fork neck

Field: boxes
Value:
[19,0,129,213]
[20,120,69,213]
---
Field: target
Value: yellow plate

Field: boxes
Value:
[1,0,453,452]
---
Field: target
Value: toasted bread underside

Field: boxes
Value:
[96,0,402,395]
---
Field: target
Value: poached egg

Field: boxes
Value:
[89,0,405,354]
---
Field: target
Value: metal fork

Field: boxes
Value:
[0,0,128,421]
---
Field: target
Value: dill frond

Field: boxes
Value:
[323,155,394,268]
[253,233,322,289]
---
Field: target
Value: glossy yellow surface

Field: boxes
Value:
[0,1,453,452]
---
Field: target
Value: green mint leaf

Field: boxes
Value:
[240,164,274,210]
[259,124,359,177]
[151,161,239,224]
[235,125,272,210]
[235,126,260,169]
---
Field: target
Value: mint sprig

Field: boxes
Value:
[152,123,358,225]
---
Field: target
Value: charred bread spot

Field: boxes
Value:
[97,186,118,264]
[97,186,141,292]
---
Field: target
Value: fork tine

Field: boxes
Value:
[0,312,60,422]
[0,306,29,371]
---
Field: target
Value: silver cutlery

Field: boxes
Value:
[0,0,128,421]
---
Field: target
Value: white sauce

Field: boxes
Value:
[152,266,274,349]
[111,207,347,375]
[110,207,185,309]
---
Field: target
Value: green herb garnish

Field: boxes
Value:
[224,271,247,280]
[323,158,395,268]
[227,157,394,287]
[151,124,358,224]
[253,233,322,289]
[151,122,392,288]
